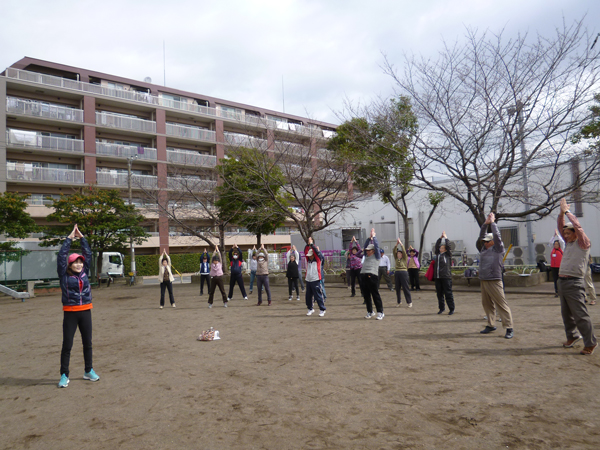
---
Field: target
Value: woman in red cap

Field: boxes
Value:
[57,224,98,388]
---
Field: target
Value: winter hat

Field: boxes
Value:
[68,253,84,264]
[258,252,265,258]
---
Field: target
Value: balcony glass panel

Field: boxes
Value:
[165,123,216,142]
[166,148,217,167]
[223,132,268,149]
[6,97,84,122]
[96,142,157,161]
[167,176,217,192]
[6,130,84,153]
[96,112,156,133]
[96,171,158,189]
[6,165,84,184]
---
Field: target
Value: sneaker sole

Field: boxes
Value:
[83,376,99,382]
[563,336,583,348]
[58,381,69,388]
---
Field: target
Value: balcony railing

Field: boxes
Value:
[5,68,158,105]
[166,123,216,142]
[6,97,84,123]
[167,148,217,167]
[5,68,335,138]
[6,165,84,184]
[223,131,268,149]
[167,177,217,192]
[6,130,84,153]
[96,112,156,133]
[96,142,157,161]
[96,172,158,189]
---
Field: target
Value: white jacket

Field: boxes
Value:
[158,254,175,282]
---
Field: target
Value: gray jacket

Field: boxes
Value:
[477,223,504,281]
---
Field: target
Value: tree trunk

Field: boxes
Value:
[256,232,262,247]
[418,204,440,263]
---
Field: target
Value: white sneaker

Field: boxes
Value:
[319,310,326,317]
[224,302,228,307]
[208,304,212,308]
[376,312,385,320]
[172,303,176,308]
[408,303,413,308]
[296,297,300,301]
[227,298,231,302]
[288,296,292,301]
[365,312,374,319]
[307,309,315,316]
[159,306,163,309]
[244,297,248,300]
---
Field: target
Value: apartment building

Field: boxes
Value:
[0,57,337,254]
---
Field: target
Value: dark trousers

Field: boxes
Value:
[378,266,393,289]
[551,267,560,294]
[160,281,175,306]
[228,272,247,299]
[249,270,256,291]
[306,280,325,311]
[288,278,299,297]
[558,277,597,347]
[395,271,412,304]
[208,276,227,304]
[257,275,272,304]
[60,310,93,377]
[408,268,421,290]
[435,278,455,312]
[350,268,362,296]
[361,273,383,314]
[200,274,210,294]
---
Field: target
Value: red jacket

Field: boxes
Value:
[550,247,563,268]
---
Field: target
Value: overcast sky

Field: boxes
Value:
[1,0,598,124]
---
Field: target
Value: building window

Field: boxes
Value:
[499,226,519,247]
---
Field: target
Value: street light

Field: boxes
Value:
[127,154,139,283]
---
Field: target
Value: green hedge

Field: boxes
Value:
[124,253,204,277]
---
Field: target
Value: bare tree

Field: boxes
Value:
[383,18,600,227]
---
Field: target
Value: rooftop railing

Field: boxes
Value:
[6,129,84,153]
[96,112,156,133]
[166,123,216,142]
[96,171,158,189]
[167,148,217,168]
[6,165,85,184]
[96,142,157,161]
[5,68,158,105]
[6,96,84,123]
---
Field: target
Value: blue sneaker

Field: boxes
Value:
[58,374,69,388]
[83,369,100,382]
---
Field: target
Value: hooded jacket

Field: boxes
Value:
[229,248,244,276]
[58,237,93,311]
[433,238,453,279]
[304,243,323,282]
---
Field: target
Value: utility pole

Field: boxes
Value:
[127,154,139,282]
[513,101,535,265]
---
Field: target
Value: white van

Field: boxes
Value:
[100,252,125,279]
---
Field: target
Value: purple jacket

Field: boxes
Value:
[348,241,363,270]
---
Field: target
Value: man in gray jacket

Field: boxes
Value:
[477,213,514,338]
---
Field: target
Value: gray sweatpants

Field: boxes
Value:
[558,277,597,347]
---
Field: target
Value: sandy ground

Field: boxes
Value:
[1,279,600,450]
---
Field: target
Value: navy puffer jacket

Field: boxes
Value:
[57,237,92,307]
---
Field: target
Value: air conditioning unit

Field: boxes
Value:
[512,247,523,258]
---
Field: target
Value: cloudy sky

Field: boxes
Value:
[1,0,598,124]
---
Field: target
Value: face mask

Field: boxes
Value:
[259,257,264,262]
[233,255,238,259]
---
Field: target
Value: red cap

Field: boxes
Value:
[68,253,84,264]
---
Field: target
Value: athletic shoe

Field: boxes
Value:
[296,297,301,301]
[268,301,272,306]
[480,326,497,334]
[580,343,598,355]
[244,297,248,300]
[57,374,69,388]
[505,328,514,339]
[289,296,292,301]
[249,290,253,294]
[408,303,413,308]
[563,336,583,348]
[227,298,231,302]
[365,312,374,319]
[448,310,454,315]
[208,303,212,309]
[376,312,385,320]
[396,302,401,307]
[224,302,228,308]
[172,304,176,308]
[307,309,315,316]
[83,369,99,382]
[159,306,163,309]
[437,309,445,314]
[319,310,326,317]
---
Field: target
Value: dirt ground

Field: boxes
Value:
[1,279,600,450]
